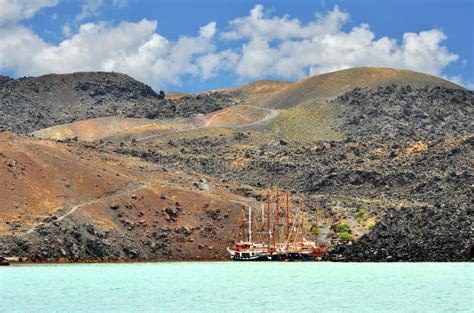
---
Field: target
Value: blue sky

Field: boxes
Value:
[0,0,472,92]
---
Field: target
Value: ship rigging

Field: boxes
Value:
[227,187,327,261]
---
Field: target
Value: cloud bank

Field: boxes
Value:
[0,2,466,89]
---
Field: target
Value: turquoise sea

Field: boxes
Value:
[1,262,473,312]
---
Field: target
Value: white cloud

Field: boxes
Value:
[199,21,216,39]
[0,0,58,25]
[222,5,348,41]
[0,25,49,70]
[224,5,459,81]
[197,50,239,80]
[0,19,222,88]
[0,3,467,90]
[75,0,129,21]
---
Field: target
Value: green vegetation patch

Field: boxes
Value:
[336,223,351,233]
[271,102,342,142]
[339,232,353,241]
[356,208,369,225]
[309,224,321,237]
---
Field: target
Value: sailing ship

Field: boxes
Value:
[227,187,327,261]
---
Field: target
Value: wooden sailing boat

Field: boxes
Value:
[227,187,327,261]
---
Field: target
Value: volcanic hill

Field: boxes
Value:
[0,67,472,262]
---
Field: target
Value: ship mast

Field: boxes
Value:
[248,206,252,242]
[239,206,245,242]
[275,186,279,247]
[261,203,265,243]
[286,189,289,248]
[267,189,271,253]
[301,216,305,241]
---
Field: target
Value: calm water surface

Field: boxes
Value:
[1,262,473,312]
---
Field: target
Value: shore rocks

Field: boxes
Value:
[0,218,128,261]
[327,205,472,261]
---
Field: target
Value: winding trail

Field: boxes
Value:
[21,183,147,236]
[135,105,279,142]
[235,107,279,129]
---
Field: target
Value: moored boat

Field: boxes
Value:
[227,187,327,261]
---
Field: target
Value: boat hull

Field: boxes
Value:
[231,254,272,261]
[230,252,318,261]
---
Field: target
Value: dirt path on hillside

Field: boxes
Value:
[135,106,279,142]
[21,183,147,236]
[235,107,279,128]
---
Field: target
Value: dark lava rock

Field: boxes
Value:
[0,72,241,133]
[327,205,472,262]
[164,207,178,221]
[334,85,473,140]
[0,218,142,261]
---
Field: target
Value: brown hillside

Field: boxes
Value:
[0,131,258,260]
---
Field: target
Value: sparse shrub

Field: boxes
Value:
[339,232,353,241]
[356,208,369,225]
[310,224,320,237]
[356,208,367,219]
[336,222,350,233]
[367,221,377,230]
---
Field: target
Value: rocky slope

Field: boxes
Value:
[0,67,472,262]
[328,204,472,261]
[0,72,240,133]
[0,132,254,261]
[110,132,472,260]
[108,84,473,261]
[334,85,473,140]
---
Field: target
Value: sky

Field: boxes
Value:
[0,0,472,92]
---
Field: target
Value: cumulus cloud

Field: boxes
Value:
[0,3,466,89]
[0,18,222,87]
[222,4,348,41]
[0,0,58,25]
[197,50,239,80]
[224,5,459,81]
